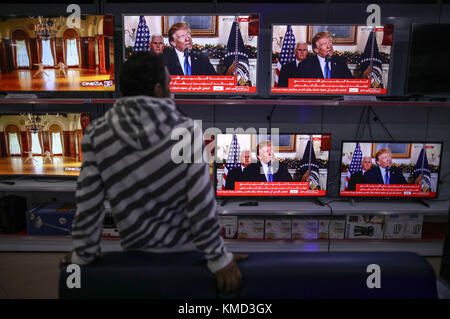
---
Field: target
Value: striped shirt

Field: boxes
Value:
[71,95,232,273]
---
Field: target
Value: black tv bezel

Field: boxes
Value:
[405,23,450,96]
[338,140,444,199]
[214,132,331,199]
[0,108,95,179]
[121,13,260,97]
[269,23,394,98]
[0,13,117,97]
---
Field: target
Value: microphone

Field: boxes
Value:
[183,48,190,57]
[325,54,331,63]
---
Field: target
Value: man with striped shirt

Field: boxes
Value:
[62,51,246,293]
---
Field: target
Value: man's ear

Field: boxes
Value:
[313,47,318,54]
[154,83,163,97]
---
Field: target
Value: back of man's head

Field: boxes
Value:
[119,51,166,97]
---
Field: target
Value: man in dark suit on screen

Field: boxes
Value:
[225,150,251,190]
[348,156,373,191]
[243,141,293,182]
[364,148,407,185]
[163,22,217,76]
[278,42,309,87]
[298,31,354,79]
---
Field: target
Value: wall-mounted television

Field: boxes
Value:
[0,15,115,92]
[0,112,90,176]
[339,141,443,198]
[123,14,259,94]
[405,23,450,95]
[215,133,331,197]
[271,24,393,95]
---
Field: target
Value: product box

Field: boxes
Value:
[220,215,238,239]
[346,215,385,239]
[319,218,346,239]
[292,217,318,239]
[404,214,424,239]
[383,214,406,239]
[237,217,264,239]
[265,217,291,239]
[26,203,76,236]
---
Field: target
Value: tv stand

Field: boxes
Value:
[312,197,326,207]
[414,198,430,208]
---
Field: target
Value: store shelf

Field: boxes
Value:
[329,200,449,216]
[218,199,449,216]
[0,98,449,107]
[0,235,443,256]
[330,239,444,256]
[218,200,331,216]
[0,179,76,192]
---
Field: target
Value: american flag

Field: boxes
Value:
[413,147,432,192]
[133,16,150,53]
[346,143,363,190]
[274,25,296,87]
[224,17,252,86]
[222,135,241,190]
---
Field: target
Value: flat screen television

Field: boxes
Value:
[215,133,331,197]
[0,112,90,176]
[270,24,393,95]
[339,141,443,198]
[0,15,115,92]
[123,14,259,94]
[405,23,450,95]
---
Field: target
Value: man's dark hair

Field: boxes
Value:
[119,51,167,97]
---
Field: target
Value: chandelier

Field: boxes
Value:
[34,16,65,40]
[24,113,48,133]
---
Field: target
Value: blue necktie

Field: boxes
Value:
[324,61,330,79]
[268,166,273,182]
[184,55,191,76]
[385,169,390,184]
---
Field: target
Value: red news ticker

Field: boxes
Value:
[169,75,256,93]
[238,17,249,22]
[340,184,436,197]
[216,182,326,196]
[271,78,387,94]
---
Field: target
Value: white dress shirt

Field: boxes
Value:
[175,48,191,75]
[317,55,330,78]
[379,166,390,184]
[260,161,272,181]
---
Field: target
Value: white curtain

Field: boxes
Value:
[41,40,54,66]
[16,40,30,67]
[31,133,42,154]
[52,132,63,154]
[66,39,79,66]
[8,133,21,155]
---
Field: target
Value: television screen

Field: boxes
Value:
[339,141,443,198]
[0,15,115,92]
[271,24,393,95]
[215,134,331,197]
[123,15,258,94]
[406,24,450,95]
[0,113,90,176]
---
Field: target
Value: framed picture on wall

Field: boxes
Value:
[307,25,357,45]
[371,143,412,159]
[162,16,219,37]
[251,135,296,153]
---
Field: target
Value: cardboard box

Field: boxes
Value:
[265,217,291,239]
[292,217,318,239]
[383,214,406,239]
[319,218,346,239]
[404,214,424,239]
[220,215,238,239]
[237,217,264,239]
[26,203,76,236]
[346,215,385,239]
